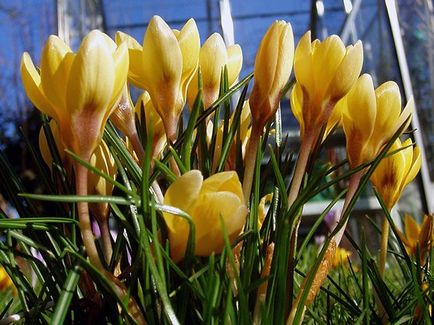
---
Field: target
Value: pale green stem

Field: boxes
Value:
[286,131,316,311]
[242,125,261,202]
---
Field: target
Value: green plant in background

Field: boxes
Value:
[0,13,431,325]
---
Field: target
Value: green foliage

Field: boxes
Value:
[0,74,431,325]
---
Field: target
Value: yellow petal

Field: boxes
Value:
[107,41,129,114]
[201,171,245,204]
[373,81,401,137]
[192,191,247,256]
[40,35,73,110]
[200,33,228,109]
[66,30,115,116]
[290,82,305,136]
[342,74,376,166]
[115,31,146,88]
[227,44,243,86]
[312,35,346,96]
[163,170,203,232]
[328,41,363,101]
[294,31,313,89]
[402,144,421,188]
[404,214,421,246]
[176,18,200,100]
[20,53,56,118]
[250,20,294,127]
[38,119,65,168]
[142,16,183,138]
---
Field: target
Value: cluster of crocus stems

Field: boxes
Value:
[75,157,147,324]
[286,170,364,325]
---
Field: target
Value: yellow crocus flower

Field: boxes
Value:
[187,33,243,109]
[212,101,251,171]
[163,170,248,262]
[134,92,167,158]
[39,119,66,168]
[116,16,200,141]
[0,266,13,292]
[21,30,129,161]
[291,32,363,139]
[371,138,421,210]
[332,247,352,268]
[396,214,433,262]
[249,20,294,132]
[342,74,413,168]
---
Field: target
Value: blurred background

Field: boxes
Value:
[0,0,433,232]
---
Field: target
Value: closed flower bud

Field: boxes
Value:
[39,119,66,169]
[342,74,413,168]
[187,33,243,109]
[249,20,294,131]
[110,85,136,137]
[117,16,200,141]
[371,138,421,210]
[88,140,117,224]
[21,30,129,161]
[291,32,363,138]
[163,170,248,262]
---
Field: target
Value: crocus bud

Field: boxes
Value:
[291,32,363,138]
[39,119,66,169]
[110,85,136,137]
[21,30,129,161]
[135,92,166,158]
[396,214,434,262]
[187,33,243,109]
[0,266,14,292]
[371,138,421,210]
[117,16,200,141]
[163,170,248,262]
[88,140,117,225]
[249,21,294,131]
[342,74,413,168]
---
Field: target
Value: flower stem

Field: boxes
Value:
[99,220,113,265]
[242,125,261,202]
[379,217,390,277]
[286,131,315,311]
[75,162,104,271]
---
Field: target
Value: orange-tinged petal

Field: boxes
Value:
[20,53,56,118]
[342,74,376,166]
[250,20,294,128]
[404,214,421,246]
